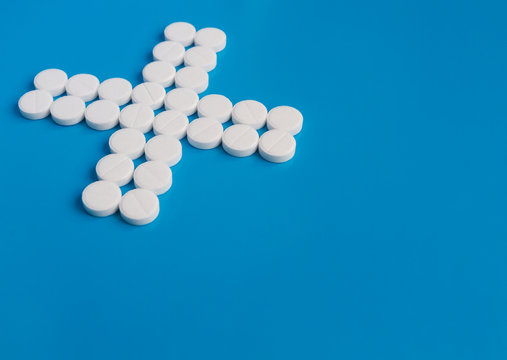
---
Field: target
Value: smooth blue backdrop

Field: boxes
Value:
[1,0,507,359]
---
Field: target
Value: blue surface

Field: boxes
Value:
[1,0,507,359]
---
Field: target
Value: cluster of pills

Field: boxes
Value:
[18,22,303,225]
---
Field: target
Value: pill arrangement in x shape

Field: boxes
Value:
[18,21,304,225]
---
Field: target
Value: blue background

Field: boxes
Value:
[1,0,506,359]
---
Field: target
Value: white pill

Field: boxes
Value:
[18,90,53,120]
[187,117,223,150]
[109,128,146,160]
[95,153,134,186]
[222,124,259,157]
[119,104,154,133]
[194,27,227,52]
[119,189,159,226]
[197,94,232,123]
[131,82,165,110]
[153,110,188,139]
[34,68,68,96]
[144,135,182,167]
[98,78,132,106]
[85,100,120,130]
[164,88,199,116]
[142,61,176,88]
[82,180,122,217]
[65,74,100,102]
[232,100,267,130]
[50,95,85,126]
[164,22,196,47]
[266,106,303,135]
[258,129,296,163]
[175,66,208,94]
[183,46,217,72]
[134,161,172,195]
[152,41,185,66]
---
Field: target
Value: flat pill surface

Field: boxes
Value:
[98,78,132,106]
[187,117,223,149]
[18,90,53,120]
[50,95,85,126]
[164,88,199,116]
[144,135,182,167]
[131,82,165,110]
[82,180,122,217]
[142,61,176,88]
[258,129,296,163]
[85,100,120,130]
[96,153,134,186]
[183,46,217,72]
[232,100,268,130]
[153,110,189,139]
[134,161,172,195]
[222,124,259,157]
[34,68,68,96]
[109,128,146,159]
[152,41,185,66]
[197,94,232,123]
[119,189,159,226]
[194,27,227,52]
[266,106,303,135]
[65,74,100,102]
[164,22,196,47]
[119,104,154,133]
[175,67,208,94]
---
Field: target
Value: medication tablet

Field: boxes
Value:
[164,22,196,47]
[85,100,120,130]
[194,27,227,52]
[258,129,296,163]
[222,124,259,157]
[109,128,146,160]
[34,68,68,96]
[119,104,154,133]
[65,74,100,102]
[119,189,159,226]
[187,117,223,150]
[266,106,303,135]
[133,161,172,195]
[98,78,132,106]
[144,135,182,167]
[232,100,267,130]
[142,61,176,88]
[131,82,165,110]
[82,180,122,217]
[18,90,53,120]
[183,46,217,72]
[153,110,188,139]
[175,66,208,94]
[50,95,85,126]
[152,41,185,66]
[164,88,199,116]
[95,153,134,186]
[197,94,232,123]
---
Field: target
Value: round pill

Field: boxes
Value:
[232,100,267,130]
[65,74,100,101]
[85,100,120,130]
[187,117,223,150]
[266,106,303,135]
[131,82,165,110]
[119,104,154,133]
[50,95,85,126]
[197,94,232,123]
[133,161,172,195]
[95,153,134,186]
[142,61,176,88]
[18,90,53,120]
[82,180,122,217]
[153,110,189,139]
[98,78,132,106]
[183,46,217,72]
[152,41,185,66]
[194,27,227,52]
[258,129,296,163]
[164,88,199,116]
[164,22,196,47]
[175,66,208,94]
[108,128,146,160]
[144,135,182,167]
[34,68,68,96]
[222,124,259,157]
[119,189,159,226]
